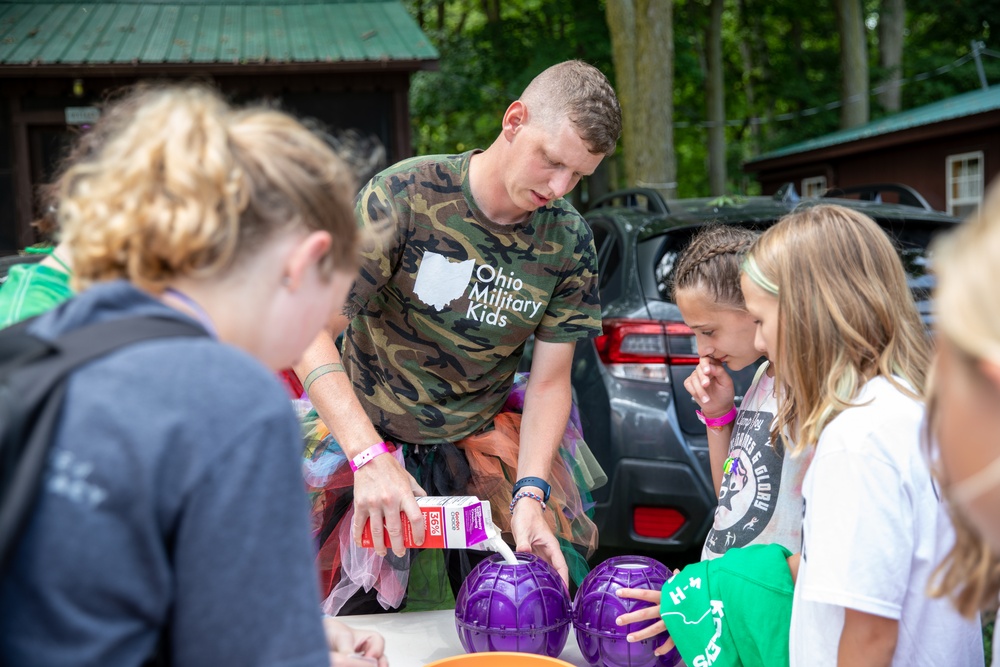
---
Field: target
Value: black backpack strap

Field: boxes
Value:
[0,318,48,372]
[0,316,208,572]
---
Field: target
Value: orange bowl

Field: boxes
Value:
[424,652,575,667]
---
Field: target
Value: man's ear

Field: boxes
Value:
[502,100,527,142]
[283,231,333,290]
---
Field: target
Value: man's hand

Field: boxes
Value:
[352,454,427,558]
[615,579,679,657]
[323,617,389,667]
[683,356,735,418]
[297,326,426,559]
[510,495,569,588]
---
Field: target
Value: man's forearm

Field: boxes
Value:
[517,376,572,483]
[294,328,382,459]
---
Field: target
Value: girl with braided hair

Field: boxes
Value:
[673,225,810,561]
[615,224,806,666]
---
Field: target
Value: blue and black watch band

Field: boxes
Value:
[512,476,551,502]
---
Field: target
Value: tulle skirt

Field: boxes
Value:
[299,373,606,616]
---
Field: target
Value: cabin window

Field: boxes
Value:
[801,175,827,198]
[946,151,984,218]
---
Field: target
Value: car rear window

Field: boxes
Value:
[641,217,952,304]
[637,215,954,436]
[641,222,768,303]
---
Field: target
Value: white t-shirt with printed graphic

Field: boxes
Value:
[702,361,811,560]
[789,376,983,667]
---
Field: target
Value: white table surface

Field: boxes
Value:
[345,609,590,667]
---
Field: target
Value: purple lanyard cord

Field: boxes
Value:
[163,287,218,339]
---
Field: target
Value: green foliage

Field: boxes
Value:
[983,610,995,666]
[404,0,1000,197]
[405,0,614,157]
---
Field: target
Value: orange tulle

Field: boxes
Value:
[456,412,598,559]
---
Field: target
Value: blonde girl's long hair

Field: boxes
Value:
[927,182,1000,616]
[929,491,1000,617]
[743,204,931,453]
[57,84,360,292]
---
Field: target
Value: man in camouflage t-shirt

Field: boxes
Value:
[296,60,621,612]
[345,150,602,442]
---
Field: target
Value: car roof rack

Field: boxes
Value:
[820,183,933,211]
[589,188,670,214]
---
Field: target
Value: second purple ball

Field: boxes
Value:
[572,555,682,667]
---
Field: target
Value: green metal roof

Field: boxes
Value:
[0,1,437,67]
[749,85,1000,164]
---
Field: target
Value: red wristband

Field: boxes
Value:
[696,407,738,429]
[349,441,392,472]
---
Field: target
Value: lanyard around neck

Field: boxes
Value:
[163,287,218,339]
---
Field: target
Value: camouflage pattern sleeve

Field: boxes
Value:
[534,220,602,343]
[345,172,410,319]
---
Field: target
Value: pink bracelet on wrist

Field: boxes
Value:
[696,406,738,429]
[349,441,392,472]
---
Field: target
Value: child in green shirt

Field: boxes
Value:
[616,544,799,667]
[0,243,73,327]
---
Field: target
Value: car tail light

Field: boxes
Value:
[633,506,686,539]
[593,319,698,382]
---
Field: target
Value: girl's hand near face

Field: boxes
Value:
[683,356,735,418]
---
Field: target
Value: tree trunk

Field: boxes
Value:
[835,0,870,128]
[606,0,675,198]
[737,0,759,155]
[706,0,725,195]
[878,0,904,112]
[638,0,676,197]
[748,0,772,146]
[605,0,639,186]
[482,0,500,24]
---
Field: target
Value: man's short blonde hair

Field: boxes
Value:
[520,60,622,156]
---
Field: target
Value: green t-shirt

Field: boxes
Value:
[344,151,601,443]
[0,262,73,328]
[660,544,794,667]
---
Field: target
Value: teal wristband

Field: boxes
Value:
[303,363,345,394]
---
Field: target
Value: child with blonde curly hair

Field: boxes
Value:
[0,84,386,667]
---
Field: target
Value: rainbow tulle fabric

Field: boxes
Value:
[298,373,606,615]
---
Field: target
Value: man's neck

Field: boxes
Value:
[468,147,530,225]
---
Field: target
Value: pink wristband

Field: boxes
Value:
[696,407,738,429]
[349,441,392,472]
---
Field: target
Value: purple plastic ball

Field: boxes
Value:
[454,552,572,657]
[572,555,682,667]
